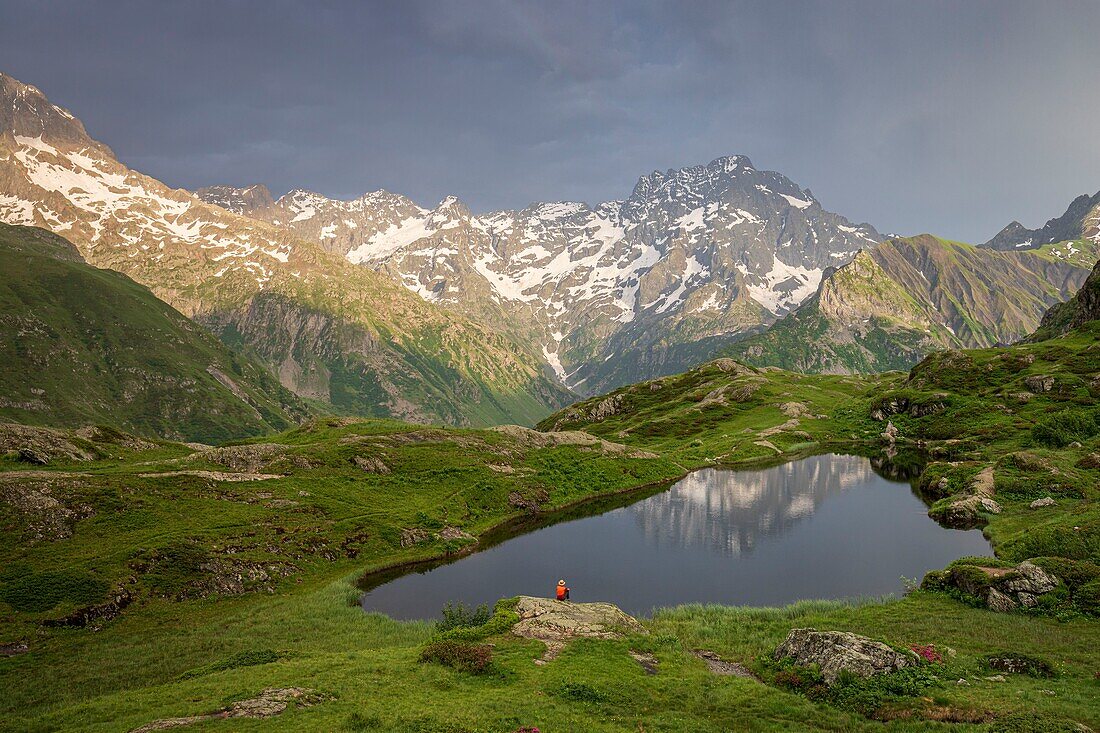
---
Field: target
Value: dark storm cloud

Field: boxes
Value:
[1,0,1097,241]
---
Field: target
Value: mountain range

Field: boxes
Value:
[0,221,307,442]
[1,68,1098,430]
[0,71,567,427]
[197,156,882,394]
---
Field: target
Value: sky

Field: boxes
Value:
[1,0,1097,242]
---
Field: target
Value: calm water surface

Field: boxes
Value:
[360,453,991,618]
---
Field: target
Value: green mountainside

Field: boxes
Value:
[3,305,1099,729]
[0,223,310,442]
[1028,258,1100,342]
[719,235,1097,373]
[0,71,570,428]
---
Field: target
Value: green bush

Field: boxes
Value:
[419,640,493,674]
[436,602,491,633]
[440,597,520,642]
[1072,579,1100,616]
[551,681,607,703]
[1031,409,1100,448]
[0,567,108,613]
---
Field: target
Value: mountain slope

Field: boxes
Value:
[983,191,1100,250]
[0,222,309,442]
[719,234,1097,373]
[202,157,881,394]
[1028,257,1100,341]
[0,71,569,427]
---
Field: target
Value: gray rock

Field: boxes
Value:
[1024,375,1055,393]
[1030,496,1056,509]
[986,588,1020,613]
[1004,561,1058,596]
[773,628,915,684]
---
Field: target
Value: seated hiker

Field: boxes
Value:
[556,579,570,601]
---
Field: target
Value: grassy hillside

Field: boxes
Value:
[722,235,1097,374]
[2,299,1099,730]
[0,223,309,443]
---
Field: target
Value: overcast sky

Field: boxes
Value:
[1,0,1097,242]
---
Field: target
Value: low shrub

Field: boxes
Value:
[551,681,607,703]
[0,566,108,613]
[419,640,493,674]
[989,711,1086,732]
[1031,409,1100,448]
[437,602,492,633]
[440,597,520,642]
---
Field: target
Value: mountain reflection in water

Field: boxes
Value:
[632,455,882,557]
[360,453,991,619]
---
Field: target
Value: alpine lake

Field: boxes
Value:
[360,452,991,619]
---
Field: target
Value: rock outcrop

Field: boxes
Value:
[923,560,1060,612]
[774,629,917,684]
[511,595,646,661]
[129,688,329,732]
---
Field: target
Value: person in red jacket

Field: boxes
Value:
[556,579,570,601]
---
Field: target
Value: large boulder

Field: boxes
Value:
[774,628,916,684]
[511,595,646,661]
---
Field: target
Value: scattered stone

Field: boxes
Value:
[196,443,289,472]
[881,421,899,444]
[970,466,995,497]
[629,650,659,675]
[511,596,646,662]
[1030,497,1056,509]
[773,629,916,684]
[588,394,624,421]
[128,688,330,732]
[986,588,1020,613]
[0,641,28,657]
[437,526,476,544]
[692,649,757,679]
[0,423,97,463]
[488,463,515,474]
[1024,375,1055,393]
[956,679,970,686]
[350,455,390,474]
[138,470,282,482]
[399,528,429,547]
[490,425,657,459]
[780,401,809,418]
[43,587,133,628]
[984,675,1007,682]
[508,489,548,512]
[753,439,781,453]
[1004,561,1058,596]
[0,474,95,542]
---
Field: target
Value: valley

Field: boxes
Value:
[0,62,1098,733]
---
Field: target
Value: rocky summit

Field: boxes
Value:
[201,155,881,394]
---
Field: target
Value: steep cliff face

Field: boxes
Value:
[0,71,570,426]
[722,235,1097,373]
[0,222,310,442]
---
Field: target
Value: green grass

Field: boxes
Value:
[2,319,1100,729]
